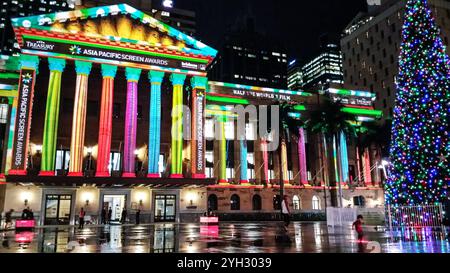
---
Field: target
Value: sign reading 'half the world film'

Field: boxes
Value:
[11,68,36,171]
[22,38,208,72]
[209,84,306,103]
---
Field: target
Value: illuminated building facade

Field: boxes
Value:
[0,0,75,56]
[0,4,384,224]
[287,60,303,91]
[301,43,344,90]
[208,18,288,89]
[341,0,450,119]
[78,0,196,35]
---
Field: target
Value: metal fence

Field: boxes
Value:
[386,204,446,231]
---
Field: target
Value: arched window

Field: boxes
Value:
[273,195,281,210]
[252,194,262,211]
[208,194,218,211]
[293,195,301,210]
[230,194,240,211]
[312,196,321,210]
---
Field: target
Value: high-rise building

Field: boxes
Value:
[341,0,450,120]
[301,43,344,90]
[208,18,288,89]
[78,0,196,35]
[0,0,75,56]
[287,60,303,91]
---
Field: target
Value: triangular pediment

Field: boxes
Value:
[11,4,217,58]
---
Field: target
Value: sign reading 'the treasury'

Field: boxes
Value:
[22,37,208,72]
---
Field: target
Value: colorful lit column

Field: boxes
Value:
[95,64,118,177]
[240,140,250,185]
[147,70,165,178]
[332,135,340,183]
[280,140,290,186]
[298,127,308,185]
[4,96,18,175]
[261,139,269,186]
[218,117,227,185]
[9,55,39,176]
[122,67,141,178]
[363,148,372,185]
[339,131,349,185]
[68,61,92,177]
[169,73,186,178]
[39,58,66,176]
[190,76,207,179]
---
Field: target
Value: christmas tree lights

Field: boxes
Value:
[386,0,450,206]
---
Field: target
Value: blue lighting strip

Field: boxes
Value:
[148,71,164,175]
[240,140,248,182]
[340,131,349,183]
[0,84,17,90]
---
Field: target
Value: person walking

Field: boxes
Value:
[78,208,86,229]
[352,215,365,243]
[281,195,291,230]
[4,209,13,230]
[101,207,107,225]
[121,208,127,224]
[135,209,140,225]
[107,207,112,224]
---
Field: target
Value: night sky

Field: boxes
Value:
[174,0,368,63]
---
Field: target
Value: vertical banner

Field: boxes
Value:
[190,76,207,179]
[191,89,206,178]
[9,68,36,175]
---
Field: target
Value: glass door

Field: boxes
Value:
[44,195,72,225]
[154,195,176,222]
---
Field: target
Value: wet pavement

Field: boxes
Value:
[0,222,449,253]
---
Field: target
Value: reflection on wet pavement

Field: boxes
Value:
[1,222,449,253]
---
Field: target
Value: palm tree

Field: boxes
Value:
[271,101,304,207]
[306,99,356,208]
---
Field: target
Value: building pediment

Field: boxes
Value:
[11,4,217,74]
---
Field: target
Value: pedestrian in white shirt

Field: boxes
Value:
[281,195,291,230]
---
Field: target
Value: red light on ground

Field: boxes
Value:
[15,232,34,243]
[200,225,219,237]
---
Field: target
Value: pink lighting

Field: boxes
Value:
[123,81,138,178]
[298,128,308,185]
[200,217,219,224]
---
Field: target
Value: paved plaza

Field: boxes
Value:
[1,222,449,253]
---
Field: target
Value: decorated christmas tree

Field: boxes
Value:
[386,0,450,206]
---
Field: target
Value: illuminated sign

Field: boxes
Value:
[331,95,373,107]
[200,217,219,224]
[163,0,174,8]
[11,68,35,172]
[192,88,206,177]
[22,37,208,72]
[209,86,301,102]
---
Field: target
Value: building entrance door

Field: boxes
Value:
[103,195,126,224]
[44,194,72,225]
[154,195,176,222]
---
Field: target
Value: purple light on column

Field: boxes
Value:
[298,128,308,185]
[123,81,138,176]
